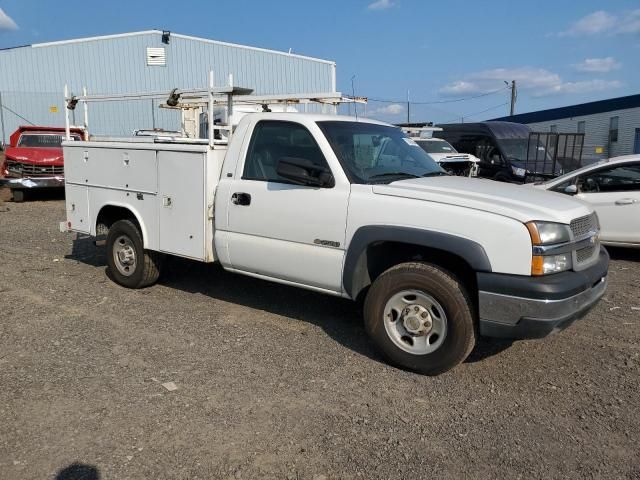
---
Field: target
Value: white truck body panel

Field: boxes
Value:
[213,114,351,292]
[64,141,221,261]
[346,184,534,276]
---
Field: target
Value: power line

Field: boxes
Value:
[367,86,509,105]
[1,103,34,126]
[442,102,509,123]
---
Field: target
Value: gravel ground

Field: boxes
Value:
[1,195,639,480]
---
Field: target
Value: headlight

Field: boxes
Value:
[531,253,572,275]
[526,221,573,275]
[511,165,526,177]
[526,221,572,245]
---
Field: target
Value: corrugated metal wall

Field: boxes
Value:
[0,31,335,142]
[525,107,640,162]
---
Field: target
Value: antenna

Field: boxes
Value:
[351,75,358,120]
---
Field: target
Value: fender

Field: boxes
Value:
[343,225,493,299]
[94,202,150,248]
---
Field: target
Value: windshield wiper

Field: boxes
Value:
[422,171,449,177]
[368,172,422,180]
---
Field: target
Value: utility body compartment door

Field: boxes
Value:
[158,150,206,260]
[65,183,90,234]
[65,146,157,192]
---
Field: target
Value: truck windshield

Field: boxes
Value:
[18,133,80,148]
[317,121,444,184]
[416,140,457,154]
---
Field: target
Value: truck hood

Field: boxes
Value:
[5,147,64,165]
[372,176,590,224]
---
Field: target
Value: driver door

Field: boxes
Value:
[221,119,350,292]
[575,162,640,243]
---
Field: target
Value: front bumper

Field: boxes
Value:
[478,247,609,339]
[0,176,65,189]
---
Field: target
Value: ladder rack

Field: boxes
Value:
[64,70,367,148]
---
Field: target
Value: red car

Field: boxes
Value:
[0,126,85,202]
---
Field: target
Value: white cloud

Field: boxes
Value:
[439,66,622,98]
[371,103,404,115]
[572,57,621,73]
[560,10,616,36]
[440,67,562,97]
[368,0,395,10]
[558,9,640,36]
[0,8,18,31]
[618,9,640,34]
[541,79,622,96]
[439,81,480,96]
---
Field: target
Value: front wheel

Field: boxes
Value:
[364,262,476,375]
[12,189,25,202]
[106,219,162,288]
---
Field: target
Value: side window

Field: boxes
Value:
[551,179,575,194]
[579,163,640,193]
[242,121,330,183]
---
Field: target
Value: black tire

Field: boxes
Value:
[363,262,476,376]
[493,172,511,183]
[106,219,162,288]
[12,189,25,202]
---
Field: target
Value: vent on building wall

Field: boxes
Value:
[146,47,166,66]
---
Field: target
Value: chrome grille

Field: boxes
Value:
[6,160,64,177]
[570,214,597,239]
[576,245,596,264]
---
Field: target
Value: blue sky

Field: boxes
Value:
[0,0,638,123]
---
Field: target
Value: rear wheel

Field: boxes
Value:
[364,262,476,375]
[106,219,162,288]
[12,189,25,202]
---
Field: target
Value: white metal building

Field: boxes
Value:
[492,94,640,162]
[0,30,336,143]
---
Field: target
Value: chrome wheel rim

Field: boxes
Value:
[383,289,447,355]
[113,235,137,277]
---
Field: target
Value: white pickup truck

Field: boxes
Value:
[62,105,608,375]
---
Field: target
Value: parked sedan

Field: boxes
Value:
[533,155,640,248]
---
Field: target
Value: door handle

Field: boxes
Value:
[615,198,637,206]
[231,192,251,206]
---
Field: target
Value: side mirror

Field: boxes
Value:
[276,157,334,188]
[564,184,578,194]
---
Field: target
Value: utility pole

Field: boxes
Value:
[407,89,410,124]
[510,80,517,116]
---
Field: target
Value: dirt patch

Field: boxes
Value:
[1,199,639,479]
[0,187,11,203]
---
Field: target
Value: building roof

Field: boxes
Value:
[490,93,640,124]
[0,30,335,65]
